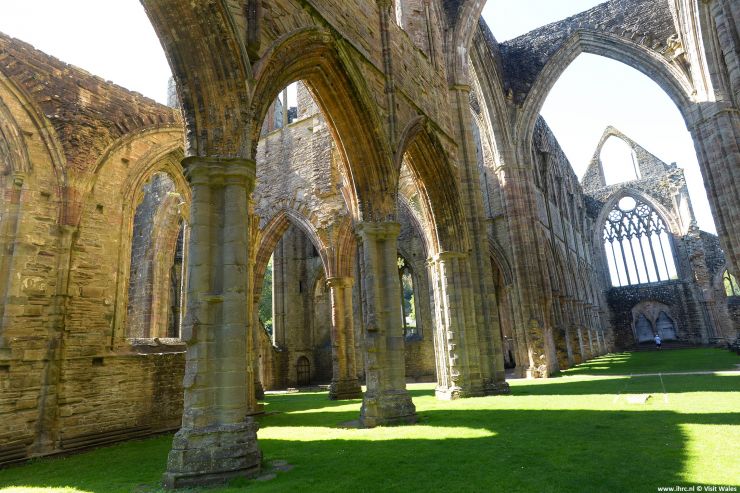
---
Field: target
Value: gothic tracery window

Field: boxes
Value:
[603,196,677,287]
[723,270,740,297]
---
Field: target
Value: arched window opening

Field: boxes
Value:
[397,255,417,337]
[126,172,185,339]
[601,137,640,186]
[604,196,677,286]
[724,270,740,297]
[259,254,274,336]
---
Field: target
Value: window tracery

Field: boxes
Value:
[603,196,677,286]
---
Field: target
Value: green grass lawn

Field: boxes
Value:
[560,348,740,376]
[1,348,738,493]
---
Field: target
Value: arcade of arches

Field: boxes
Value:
[0,0,738,487]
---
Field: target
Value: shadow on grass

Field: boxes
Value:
[2,371,738,493]
[3,406,735,493]
[250,409,739,493]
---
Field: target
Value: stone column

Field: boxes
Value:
[427,251,485,399]
[356,221,416,427]
[163,157,260,489]
[562,298,581,366]
[326,276,362,400]
[567,327,582,366]
[575,302,592,361]
[689,105,740,280]
[552,296,570,371]
[592,306,605,355]
[449,84,509,389]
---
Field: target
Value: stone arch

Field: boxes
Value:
[324,216,357,280]
[251,27,394,221]
[141,0,252,157]
[397,197,431,260]
[0,68,66,342]
[594,187,681,248]
[396,250,420,337]
[715,264,740,298]
[469,33,514,166]
[443,0,488,83]
[395,116,467,255]
[253,208,331,313]
[79,131,191,345]
[84,126,185,215]
[398,183,434,258]
[0,98,31,177]
[516,30,696,155]
[0,69,66,181]
[489,239,513,286]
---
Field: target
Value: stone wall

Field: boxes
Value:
[1,0,737,472]
[0,33,186,464]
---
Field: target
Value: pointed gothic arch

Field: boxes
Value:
[516,30,696,151]
[251,27,394,221]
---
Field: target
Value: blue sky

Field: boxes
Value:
[0,0,715,232]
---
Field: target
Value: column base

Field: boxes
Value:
[254,380,265,400]
[329,378,363,400]
[525,364,550,379]
[435,384,486,400]
[163,420,261,489]
[485,381,511,395]
[359,390,417,427]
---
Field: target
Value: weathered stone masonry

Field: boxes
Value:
[0,0,738,487]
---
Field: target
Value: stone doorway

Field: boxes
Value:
[297,356,311,386]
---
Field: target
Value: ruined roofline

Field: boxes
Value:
[503,0,611,45]
[0,30,180,173]
[498,0,677,102]
[534,115,585,194]
[0,31,174,113]
[588,125,672,169]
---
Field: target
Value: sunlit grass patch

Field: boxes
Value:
[562,348,739,376]
[0,349,737,493]
[0,488,93,493]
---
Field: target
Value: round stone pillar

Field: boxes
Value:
[163,157,261,489]
[356,221,416,427]
[326,276,363,400]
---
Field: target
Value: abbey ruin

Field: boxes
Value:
[0,0,738,487]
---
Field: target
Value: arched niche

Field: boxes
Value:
[631,301,679,343]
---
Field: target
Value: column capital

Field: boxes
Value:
[355,221,400,240]
[448,83,471,93]
[182,156,256,188]
[426,250,467,265]
[326,276,354,289]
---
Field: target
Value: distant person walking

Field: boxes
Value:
[654,334,662,350]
